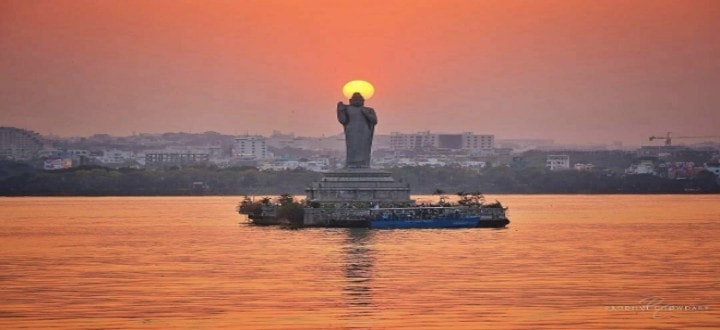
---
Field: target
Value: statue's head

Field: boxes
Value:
[349,92,365,106]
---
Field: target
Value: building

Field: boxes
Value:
[37,149,68,159]
[44,157,72,170]
[66,149,91,158]
[233,135,269,159]
[390,131,494,154]
[260,158,331,172]
[144,148,211,166]
[390,131,436,150]
[266,131,346,152]
[574,163,595,171]
[546,155,570,171]
[0,127,44,160]
[460,132,494,153]
[626,159,657,175]
[37,148,93,167]
[98,150,136,165]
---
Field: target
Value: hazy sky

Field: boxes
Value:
[1,0,719,145]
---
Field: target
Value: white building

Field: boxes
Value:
[233,135,269,159]
[546,155,570,171]
[574,163,595,171]
[98,150,135,165]
[260,158,331,172]
[144,148,212,166]
[626,160,656,175]
[458,160,487,168]
[417,158,446,167]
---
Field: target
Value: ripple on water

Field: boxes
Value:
[0,195,718,329]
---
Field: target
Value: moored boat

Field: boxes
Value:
[368,206,509,229]
[238,195,510,229]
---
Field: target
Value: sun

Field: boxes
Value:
[342,80,375,100]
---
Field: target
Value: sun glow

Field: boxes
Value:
[342,80,375,100]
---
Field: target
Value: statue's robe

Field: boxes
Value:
[337,105,377,168]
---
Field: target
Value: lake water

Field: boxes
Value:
[0,195,718,329]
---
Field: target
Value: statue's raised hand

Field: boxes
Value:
[337,102,347,112]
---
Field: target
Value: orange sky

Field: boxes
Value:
[1,0,719,144]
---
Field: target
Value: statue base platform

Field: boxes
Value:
[303,168,413,226]
[305,168,411,205]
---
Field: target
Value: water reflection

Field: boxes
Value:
[342,228,375,321]
[1,196,718,329]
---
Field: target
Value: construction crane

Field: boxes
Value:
[649,132,720,146]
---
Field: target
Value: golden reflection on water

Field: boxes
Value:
[0,195,718,329]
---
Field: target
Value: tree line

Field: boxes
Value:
[0,161,717,196]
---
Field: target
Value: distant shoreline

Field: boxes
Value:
[1,162,718,196]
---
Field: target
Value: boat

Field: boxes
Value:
[247,213,285,226]
[368,206,509,229]
[239,196,510,229]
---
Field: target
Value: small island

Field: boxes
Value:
[239,83,510,229]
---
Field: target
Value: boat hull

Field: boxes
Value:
[248,215,284,226]
[371,216,481,229]
[477,219,510,228]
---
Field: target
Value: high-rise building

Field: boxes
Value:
[389,131,494,153]
[389,131,436,150]
[460,132,494,153]
[232,135,269,159]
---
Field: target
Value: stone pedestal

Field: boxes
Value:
[305,169,411,206]
[303,169,412,226]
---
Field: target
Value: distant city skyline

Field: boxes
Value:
[1,0,719,145]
